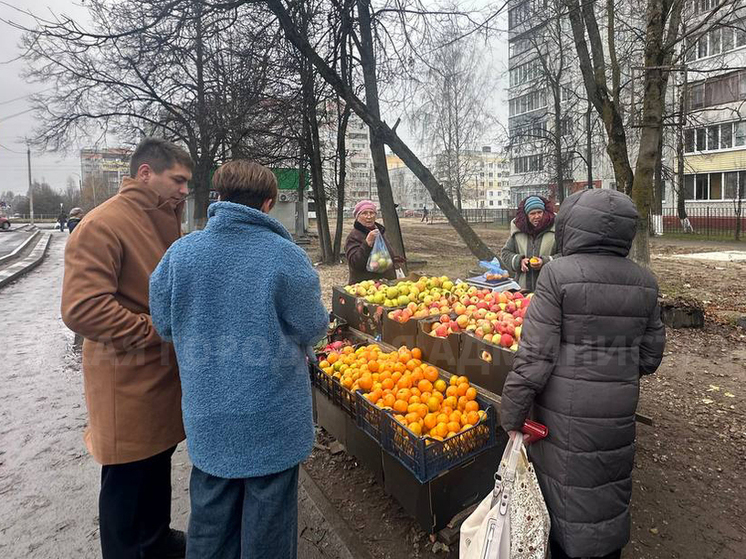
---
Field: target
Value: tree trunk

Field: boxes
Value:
[192,158,211,229]
[735,179,744,241]
[266,0,495,260]
[586,99,593,189]
[333,102,351,260]
[553,87,565,204]
[356,0,406,265]
[676,73,692,230]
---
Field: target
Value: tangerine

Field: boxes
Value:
[382,394,396,408]
[393,399,408,413]
[434,379,447,393]
[398,374,413,389]
[405,412,420,424]
[327,353,339,364]
[457,396,469,410]
[424,366,439,383]
[435,422,449,438]
[424,413,438,430]
[417,379,433,393]
[466,411,480,425]
[381,378,394,391]
[446,385,458,398]
[411,347,423,360]
[457,375,469,385]
[457,383,469,397]
[408,422,422,436]
[466,387,478,401]
[464,400,479,413]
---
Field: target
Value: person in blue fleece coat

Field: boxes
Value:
[149,160,329,559]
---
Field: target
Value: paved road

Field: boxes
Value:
[0,229,33,258]
[0,235,352,558]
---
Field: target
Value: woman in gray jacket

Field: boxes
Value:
[500,189,666,559]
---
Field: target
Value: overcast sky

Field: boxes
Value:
[0,1,508,196]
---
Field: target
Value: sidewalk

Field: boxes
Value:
[0,235,359,558]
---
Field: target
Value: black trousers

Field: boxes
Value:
[550,539,622,559]
[99,445,176,559]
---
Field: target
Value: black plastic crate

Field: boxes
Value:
[355,389,385,442]
[309,363,335,399]
[331,379,358,418]
[380,394,498,483]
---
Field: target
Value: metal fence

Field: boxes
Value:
[428,208,517,225]
[660,206,746,239]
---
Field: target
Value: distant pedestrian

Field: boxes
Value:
[149,160,329,559]
[500,189,666,559]
[57,210,67,232]
[61,138,193,559]
[421,206,429,222]
[66,207,84,233]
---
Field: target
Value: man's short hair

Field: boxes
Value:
[213,160,278,210]
[129,138,194,177]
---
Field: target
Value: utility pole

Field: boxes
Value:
[26,144,35,225]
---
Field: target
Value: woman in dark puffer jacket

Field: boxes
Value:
[500,189,666,559]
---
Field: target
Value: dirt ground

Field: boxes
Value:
[306,218,746,558]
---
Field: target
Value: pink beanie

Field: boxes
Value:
[354,200,377,218]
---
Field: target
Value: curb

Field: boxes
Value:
[0,233,52,289]
[299,465,374,559]
[0,229,40,266]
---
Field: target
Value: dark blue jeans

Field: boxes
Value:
[186,464,299,559]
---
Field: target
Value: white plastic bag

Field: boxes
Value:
[366,233,393,273]
[460,436,550,559]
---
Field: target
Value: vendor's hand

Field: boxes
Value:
[520,258,530,273]
[365,229,379,247]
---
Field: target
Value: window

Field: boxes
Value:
[725,172,739,198]
[710,173,723,199]
[723,26,735,51]
[707,125,719,150]
[737,122,746,146]
[685,129,695,152]
[721,123,733,148]
[514,154,544,173]
[698,32,708,58]
[689,83,704,109]
[510,59,543,87]
[489,200,494,207]
[696,174,708,200]
[684,175,695,200]
[709,28,721,55]
[696,128,706,151]
[738,25,746,48]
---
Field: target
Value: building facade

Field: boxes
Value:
[670,1,746,210]
[434,146,511,208]
[80,148,132,202]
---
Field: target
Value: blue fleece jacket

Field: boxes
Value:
[149,201,329,479]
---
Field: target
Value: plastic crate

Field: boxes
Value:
[309,363,335,399]
[380,394,498,483]
[331,379,358,418]
[355,389,385,442]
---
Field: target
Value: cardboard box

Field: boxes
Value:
[416,316,461,373]
[382,432,508,533]
[457,333,515,395]
[380,312,420,349]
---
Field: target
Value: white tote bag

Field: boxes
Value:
[459,436,550,559]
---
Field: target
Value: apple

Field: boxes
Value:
[456,314,469,328]
[474,327,485,339]
[501,333,514,347]
[440,314,451,323]
[454,303,466,316]
[485,312,497,321]
[515,325,522,339]
[435,325,449,337]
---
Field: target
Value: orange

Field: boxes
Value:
[394,414,406,424]
[398,374,413,389]
[466,411,480,425]
[343,346,354,354]
[382,394,396,408]
[368,360,380,373]
[432,391,444,403]
[466,387,478,401]
[381,378,394,391]
[424,366,439,383]
[410,387,421,397]
[460,424,473,432]
[435,422,449,438]
[449,375,459,386]
[391,371,402,384]
[327,353,339,364]
[408,396,421,405]
[405,412,420,425]
[417,379,433,393]
[436,413,448,424]
[393,362,406,374]
[457,396,469,410]
[441,406,454,417]
[399,350,412,364]
[457,375,469,385]
[409,422,422,436]
[446,385,458,398]
[434,379,447,393]
[420,391,432,402]
[424,413,438,430]
[449,410,462,423]
[396,388,411,401]
[457,383,469,397]
[411,369,423,383]
[358,374,373,391]
[393,399,408,413]
[444,396,458,410]
[411,347,422,360]
[464,400,479,413]
[407,403,420,414]
[406,359,417,372]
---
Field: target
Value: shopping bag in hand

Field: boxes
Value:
[366,233,393,273]
[459,436,550,559]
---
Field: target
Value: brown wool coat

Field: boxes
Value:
[61,178,185,465]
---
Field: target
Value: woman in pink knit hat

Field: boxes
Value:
[344,200,404,284]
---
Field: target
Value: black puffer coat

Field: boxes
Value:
[500,189,666,557]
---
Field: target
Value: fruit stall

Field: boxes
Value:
[310,275,531,533]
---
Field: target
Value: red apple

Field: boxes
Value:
[501,333,514,347]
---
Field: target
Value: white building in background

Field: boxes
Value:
[506,0,617,206]
[669,1,746,209]
[433,146,511,208]
[80,148,132,198]
[386,154,431,211]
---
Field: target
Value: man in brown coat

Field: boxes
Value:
[61,138,193,559]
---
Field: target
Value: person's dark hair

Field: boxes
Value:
[212,160,278,210]
[129,138,194,177]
